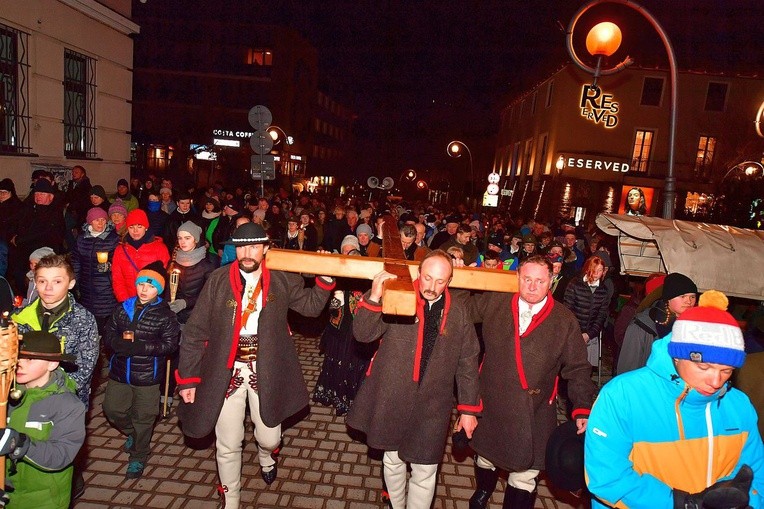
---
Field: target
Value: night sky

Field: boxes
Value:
[151,1,764,182]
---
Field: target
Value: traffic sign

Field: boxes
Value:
[249,130,274,154]
[251,155,276,180]
[248,105,272,130]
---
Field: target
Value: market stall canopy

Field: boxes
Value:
[596,214,764,300]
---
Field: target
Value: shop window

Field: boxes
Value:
[0,23,31,154]
[694,136,716,176]
[640,77,664,106]
[704,82,728,112]
[64,49,97,158]
[631,129,654,173]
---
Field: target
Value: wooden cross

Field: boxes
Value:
[265,214,518,315]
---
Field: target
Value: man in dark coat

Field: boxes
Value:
[466,255,596,509]
[7,179,65,292]
[176,223,334,509]
[163,190,201,250]
[347,250,481,509]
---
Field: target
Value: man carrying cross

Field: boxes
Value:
[347,249,481,509]
[175,223,335,509]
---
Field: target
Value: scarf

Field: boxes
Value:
[125,232,154,250]
[175,246,207,267]
[511,292,555,390]
[202,210,221,220]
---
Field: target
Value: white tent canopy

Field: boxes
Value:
[596,214,764,301]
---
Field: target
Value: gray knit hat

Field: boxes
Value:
[356,224,373,237]
[178,221,202,244]
[29,246,55,262]
[340,235,360,253]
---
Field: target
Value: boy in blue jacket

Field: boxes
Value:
[103,261,180,480]
[585,291,763,508]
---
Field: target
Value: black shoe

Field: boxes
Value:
[469,465,499,509]
[502,485,537,509]
[261,464,277,485]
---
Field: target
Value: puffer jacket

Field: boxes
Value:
[563,276,613,339]
[71,224,120,317]
[111,236,170,302]
[106,296,180,386]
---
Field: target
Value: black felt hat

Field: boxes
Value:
[224,223,269,246]
[20,331,77,366]
[544,420,586,492]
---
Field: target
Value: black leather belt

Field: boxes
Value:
[235,335,259,362]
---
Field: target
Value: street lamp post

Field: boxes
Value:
[447,140,474,207]
[268,125,293,188]
[566,0,678,219]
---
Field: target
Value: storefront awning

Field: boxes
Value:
[596,214,764,301]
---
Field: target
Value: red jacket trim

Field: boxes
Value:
[548,375,560,405]
[358,298,382,313]
[227,261,273,368]
[314,277,336,291]
[511,292,555,390]
[457,401,484,413]
[411,280,452,383]
[572,408,591,419]
[175,370,201,385]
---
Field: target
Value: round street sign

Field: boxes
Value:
[250,130,274,154]
[248,105,273,130]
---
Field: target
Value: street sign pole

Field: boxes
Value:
[248,105,273,197]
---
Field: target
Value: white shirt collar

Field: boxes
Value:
[518,296,547,316]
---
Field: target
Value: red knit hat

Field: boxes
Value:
[668,291,745,368]
[126,209,149,228]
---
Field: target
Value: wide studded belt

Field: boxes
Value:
[235,335,259,362]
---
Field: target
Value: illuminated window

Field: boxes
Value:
[246,48,273,66]
[631,130,654,173]
[640,77,664,106]
[704,82,728,112]
[0,23,32,154]
[64,49,97,158]
[694,136,716,175]
[523,139,533,176]
[538,133,549,174]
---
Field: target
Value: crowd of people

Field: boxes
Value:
[0,166,761,509]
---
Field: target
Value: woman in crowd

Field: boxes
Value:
[564,255,613,369]
[71,207,120,335]
[109,200,129,240]
[617,272,697,374]
[111,209,170,303]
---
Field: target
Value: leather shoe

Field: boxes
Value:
[261,465,277,485]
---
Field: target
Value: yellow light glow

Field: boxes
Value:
[269,130,279,141]
[450,144,460,154]
[586,22,622,57]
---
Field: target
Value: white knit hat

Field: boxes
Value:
[668,291,745,368]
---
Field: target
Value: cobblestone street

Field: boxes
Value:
[74,333,595,509]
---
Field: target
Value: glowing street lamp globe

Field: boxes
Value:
[586,21,622,57]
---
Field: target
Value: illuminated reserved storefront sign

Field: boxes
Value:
[560,154,630,173]
[580,84,619,128]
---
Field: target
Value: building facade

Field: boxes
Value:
[0,0,137,195]
[493,64,764,227]
[131,2,354,193]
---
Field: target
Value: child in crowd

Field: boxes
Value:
[0,330,86,508]
[103,261,180,479]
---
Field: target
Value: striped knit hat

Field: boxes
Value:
[668,290,745,368]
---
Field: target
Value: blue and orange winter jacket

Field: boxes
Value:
[584,335,763,508]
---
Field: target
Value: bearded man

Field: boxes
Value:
[176,223,335,508]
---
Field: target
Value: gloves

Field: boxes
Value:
[673,465,752,509]
[110,337,141,356]
[169,299,187,313]
[452,429,470,451]
[0,428,29,460]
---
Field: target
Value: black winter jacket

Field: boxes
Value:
[71,225,120,317]
[166,257,215,323]
[106,297,180,386]
[563,276,613,339]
